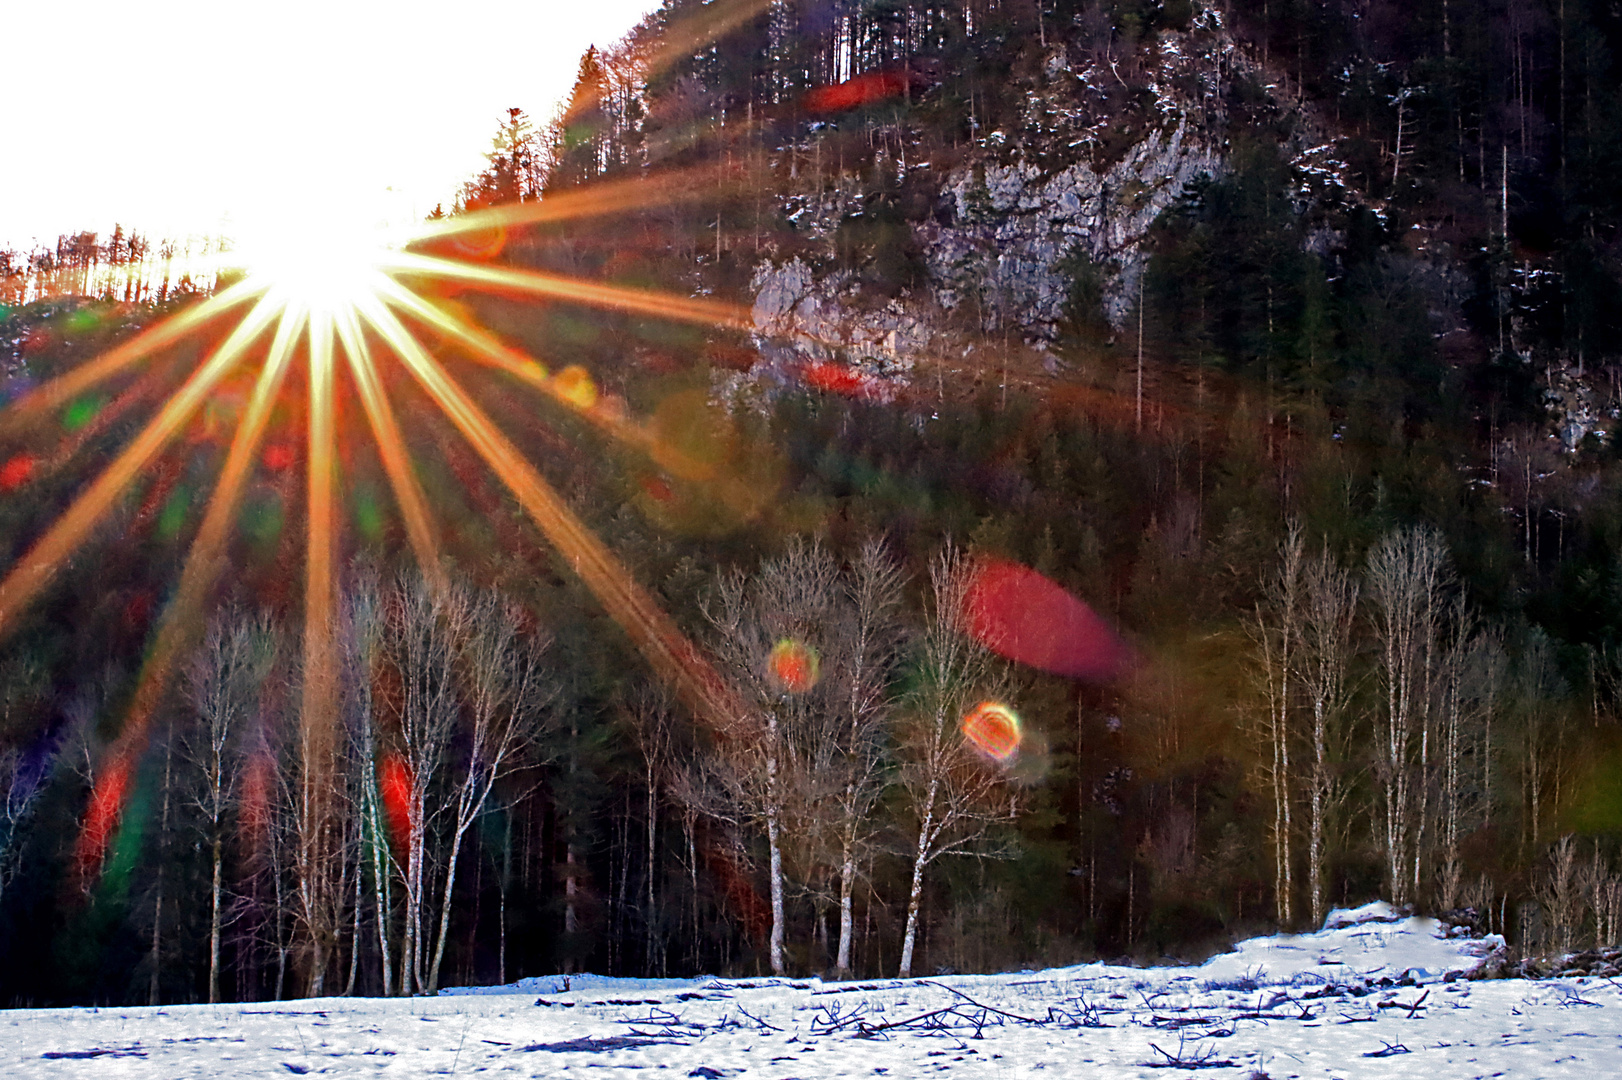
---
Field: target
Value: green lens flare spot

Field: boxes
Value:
[62,396,104,432]
[355,491,384,542]
[157,487,190,540]
[241,493,285,546]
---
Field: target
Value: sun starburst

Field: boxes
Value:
[3,194,757,874]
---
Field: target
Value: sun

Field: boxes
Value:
[0,185,762,874]
[232,213,396,317]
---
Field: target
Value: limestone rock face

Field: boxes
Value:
[927,119,1224,335]
[746,21,1237,391]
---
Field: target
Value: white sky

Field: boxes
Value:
[0,1,661,252]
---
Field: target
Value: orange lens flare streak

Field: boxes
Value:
[375,279,638,443]
[382,252,752,332]
[304,311,339,750]
[300,309,341,936]
[112,304,308,761]
[414,166,730,241]
[0,293,284,639]
[355,295,752,739]
[26,349,190,489]
[1,278,264,435]
[332,305,445,592]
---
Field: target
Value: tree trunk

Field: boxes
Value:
[898,782,937,978]
[209,834,224,1003]
[370,792,393,997]
[836,835,857,977]
[346,853,362,995]
[151,732,173,1006]
[645,760,658,975]
[766,803,786,975]
[427,825,469,993]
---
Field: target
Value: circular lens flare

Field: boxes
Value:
[767,638,820,693]
[961,700,1022,761]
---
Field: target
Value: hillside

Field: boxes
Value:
[1,0,1622,1006]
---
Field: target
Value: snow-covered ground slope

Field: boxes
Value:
[6,903,1621,1078]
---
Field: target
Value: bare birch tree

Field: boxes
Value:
[1250,524,1304,926]
[704,539,845,975]
[342,576,395,996]
[625,686,673,976]
[1466,629,1509,833]
[1366,525,1452,905]
[1515,627,1568,854]
[824,539,905,978]
[183,609,278,1003]
[1298,543,1358,927]
[423,589,554,993]
[381,571,469,995]
[0,656,49,912]
[372,571,554,994]
[894,545,1018,978]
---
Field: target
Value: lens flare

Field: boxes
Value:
[239,750,273,852]
[962,556,1131,681]
[804,70,910,114]
[553,365,598,409]
[380,752,415,853]
[6,163,786,881]
[74,756,133,878]
[0,453,35,490]
[767,638,821,693]
[961,701,1022,762]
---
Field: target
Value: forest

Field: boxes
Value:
[3,0,1622,1007]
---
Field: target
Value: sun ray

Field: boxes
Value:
[0,277,265,436]
[303,309,340,751]
[331,303,445,591]
[73,304,308,874]
[374,277,641,443]
[381,252,752,331]
[354,292,753,738]
[122,303,308,733]
[0,291,285,639]
[297,307,342,971]
[412,164,733,242]
[21,345,194,490]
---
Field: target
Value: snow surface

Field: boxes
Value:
[6,904,1621,1077]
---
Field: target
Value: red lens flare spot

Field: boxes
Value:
[239,752,272,849]
[0,453,36,491]
[262,442,296,471]
[800,361,873,398]
[380,752,415,852]
[640,474,674,503]
[767,638,821,693]
[797,361,895,402]
[553,365,598,409]
[123,589,153,632]
[962,557,1130,681]
[804,70,909,113]
[75,758,132,876]
[961,701,1022,761]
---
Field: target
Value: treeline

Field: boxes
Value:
[0,228,218,310]
[0,544,1030,1004]
[8,364,1622,1003]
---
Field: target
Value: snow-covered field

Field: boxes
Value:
[6,903,1621,1077]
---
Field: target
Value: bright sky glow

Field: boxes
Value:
[1,0,660,252]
